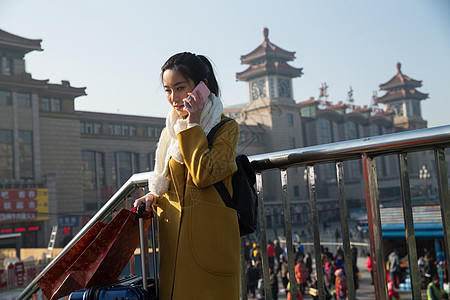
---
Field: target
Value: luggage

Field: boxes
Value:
[68,204,159,300]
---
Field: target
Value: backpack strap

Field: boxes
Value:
[206,118,234,208]
[206,118,233,148]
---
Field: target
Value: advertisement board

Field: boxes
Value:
[0,189,49,223]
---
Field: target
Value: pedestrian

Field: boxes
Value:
[367,253,373,284]
[427,277,441,300]
[246,261,259,298]
[244,239,252,263]
[274,239,283,265]
[256,277,265,300]
[267,240,276,269]
[388,281,400,300]
[350,244,359,289]
[309,272,332,300]
[270,267,279,300]
[295,255,308,295]
[134,52,240,299]
[335,228,341,241]
[388,249,401,289]
[278,254,289,291]
[286,273,304,300]
[335,268,347,300]
[305,252,313,283]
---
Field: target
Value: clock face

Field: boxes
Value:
[278,79,291,98]
[251,79,267,100]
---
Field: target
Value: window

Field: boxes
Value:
[81,122,102,135]
[40,97,50,111]
[346,121,359,140]
[51,98,61,112]
[148,152,155,171]
[289,137,296,148]
[408,101,421,117]
[293,185,300,197]
[371,124,382,136]
[0,130,13,178]
[19,131,33,179]
[4,58,12,75]
[82,151,105,190]
[287,113,294,127]
[318,118,334,144]
[18,93,31,108]
[0,90,12,106]
[115,152,139,187]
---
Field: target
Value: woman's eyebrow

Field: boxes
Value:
[164,81,186,88]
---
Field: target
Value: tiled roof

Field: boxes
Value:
[0,28,42,54]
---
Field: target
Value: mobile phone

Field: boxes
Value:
[185,81,210,108]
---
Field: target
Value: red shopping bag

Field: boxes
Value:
[37,208,151,300]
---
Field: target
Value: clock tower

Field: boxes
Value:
[236,27,303,104]
[376,63,428,130]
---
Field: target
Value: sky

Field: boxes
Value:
[1,0,449,128]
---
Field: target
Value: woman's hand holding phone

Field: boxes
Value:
[184,81,210,124]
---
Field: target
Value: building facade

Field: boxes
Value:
[0,29,164,247]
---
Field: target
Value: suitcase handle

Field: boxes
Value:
[137,203,159,297]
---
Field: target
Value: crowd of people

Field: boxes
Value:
[244,235,449,300]
[243,237,362,300]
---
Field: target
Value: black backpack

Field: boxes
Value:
[207,118,258,236]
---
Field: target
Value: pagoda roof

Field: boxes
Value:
[0,73,86,98]
[237,28,303,81]
[377,88,428,103]
[0,28,42,54]
[240,28,297,64]
[236,60,303,81]
[379,62,422,91]
[47,80,87,98]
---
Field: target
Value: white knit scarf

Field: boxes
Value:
[148,93,223,196]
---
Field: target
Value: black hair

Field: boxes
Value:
[161,52,219,96]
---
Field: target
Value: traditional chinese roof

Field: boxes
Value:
[377,88,428,103]
[377,63,428,103]
[0,73,86,98]
[236,28,303,81]
[0,28,42,54]
[47,81,87,98]
[299,97,318,107]
[379,62,422,90]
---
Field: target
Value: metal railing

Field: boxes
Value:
[248,125,450,300]
[17,172,151,300]
[18,125,450,300]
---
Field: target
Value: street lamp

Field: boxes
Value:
[419,165,430,201]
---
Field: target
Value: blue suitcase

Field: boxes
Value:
[68,276,157,300]
[69,204,159,300]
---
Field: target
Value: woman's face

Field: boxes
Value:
[162,69,195,118]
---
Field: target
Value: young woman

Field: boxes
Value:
[134,52,240,299]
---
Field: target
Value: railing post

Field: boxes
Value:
[256,172,272,300]
[362,154,388,300]
[398,153,421,299]
[240,238,248,300]
[336,162,356,299]
[307,165,325,300]
[280,169,298,300]
[435,149,450,267]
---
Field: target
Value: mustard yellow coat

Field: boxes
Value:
[156,117,240,300]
